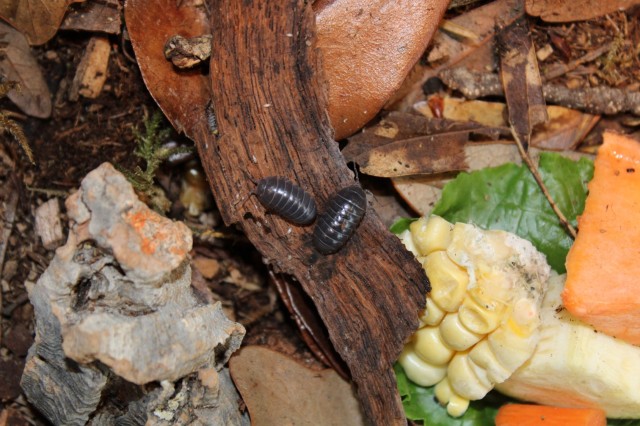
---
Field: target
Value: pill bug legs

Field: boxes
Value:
[313,185,367,254]
[255,176,317,225]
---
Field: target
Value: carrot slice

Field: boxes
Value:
[562,132,640,344]
[495,404,607,426]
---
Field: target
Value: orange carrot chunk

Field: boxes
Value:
[495,404,607,426]
[562,132,640,345]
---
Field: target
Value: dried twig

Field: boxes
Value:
[440,67,640,115]
[543,42,613,81]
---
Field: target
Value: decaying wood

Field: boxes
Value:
[34,198,64,250]
[194,1,428,424]
[21,163,247,425]
[69,36,111,101]
[441,67,640,116]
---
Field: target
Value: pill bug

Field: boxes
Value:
[205,100,219,136]
[313,185,366,254]
[255,176,317,225]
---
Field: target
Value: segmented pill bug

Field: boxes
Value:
[313,185,366,254]
[255,176,317,225]
[205,100,219,136]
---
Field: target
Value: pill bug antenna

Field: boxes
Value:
[235,169,258,208]
[348,160,360,183]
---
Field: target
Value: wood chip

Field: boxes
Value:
[34,198,64,250]
[69,36,111,101]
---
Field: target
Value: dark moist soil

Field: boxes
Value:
[0,29,322,425]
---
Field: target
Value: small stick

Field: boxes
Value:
[543,42,613,81]
[511,130,578,238]
[440,67,640,116]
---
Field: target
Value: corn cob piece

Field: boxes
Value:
[496,272,640,419]
[398,215,551,417]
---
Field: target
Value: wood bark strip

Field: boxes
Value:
[196,1,429,423]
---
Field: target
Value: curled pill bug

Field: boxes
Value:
[313,185,367,254]
[255,176,317,225]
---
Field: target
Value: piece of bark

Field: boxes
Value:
[270,271,350,380]
[198,2,429,424]
[60,0,121,35]
[440,67,640,116]
[34,198,64,250]
[69,36,111,101]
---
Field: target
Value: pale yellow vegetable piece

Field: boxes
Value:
[399,215,550,417]
[497,273,640,419]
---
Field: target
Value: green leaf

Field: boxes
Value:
[395,363,504,425]
[431,153,593,273]
[389,217,417,235]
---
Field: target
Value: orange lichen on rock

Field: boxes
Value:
[562,132,640,344]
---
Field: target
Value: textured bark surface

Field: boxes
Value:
[194,1,429,424]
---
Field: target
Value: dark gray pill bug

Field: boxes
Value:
[313,185,367,254]
[255,176,317,225]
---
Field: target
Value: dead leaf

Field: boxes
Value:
[534,106,599,150]
[415,97,596,151]
[0,21,52,118]
[526,0,640,23]
[314,0,449,139]
[230,346,365,426]
[0,0,82,45]
[60,0,121,35]
[389,0,523,110]
[124,0,211,140]
[343,112,508,177]
[356,134,469,177]
[497,15,548,151]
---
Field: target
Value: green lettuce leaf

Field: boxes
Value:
[389,217,417,234]
[395,363,504,425]
[431,153,594,273]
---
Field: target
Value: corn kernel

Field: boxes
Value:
[420,297,446,326]
[425,251,469,312]
[447,353,492,400]
[439,312,482,351]
[414,326,455,366]
[399,345,447,387]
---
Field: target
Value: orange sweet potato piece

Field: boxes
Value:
[495,404,606,426]
[562,132,640,344]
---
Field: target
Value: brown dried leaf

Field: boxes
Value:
[427,0,522,66]
[526,0,640,23]
[343,112,508,177]
[534,106,599,150]
[415,97,597,151]
[0,21,52,118]
[315,0,449,139]
[60,0,120,35]
[356,134,468,177]
[392,0,523,110]
[498,15,548,151]
[124,0,211,140]
[0,0,82,45]
[230,346,365,426]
